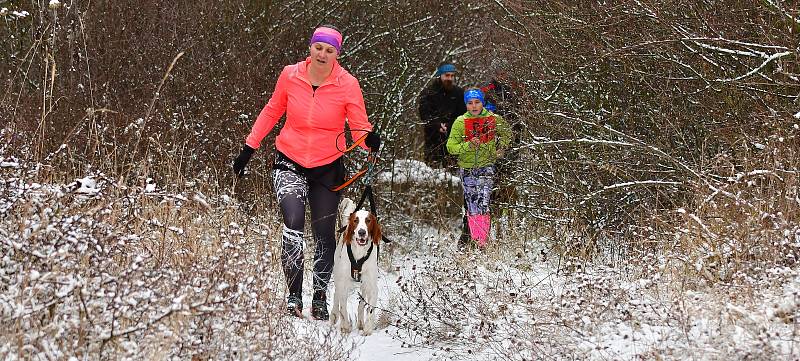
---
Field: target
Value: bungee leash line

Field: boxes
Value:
[332,129,391,244]
[330,130,377,192]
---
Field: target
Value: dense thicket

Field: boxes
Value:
[2,0,799,268]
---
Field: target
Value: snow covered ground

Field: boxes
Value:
[2,156,800,360]
[318,220,800,360]
[292,211,800,360]
[337,245,800,360]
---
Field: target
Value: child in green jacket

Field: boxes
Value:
[446,88,512,247]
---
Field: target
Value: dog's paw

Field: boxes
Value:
[339,317,352,334]
[359,315,374,335]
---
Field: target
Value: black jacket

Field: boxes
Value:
[418,79,466,138]
[483,79,523,164]
[483,79,517,120]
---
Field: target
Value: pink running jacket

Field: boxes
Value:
[245,57,373,168]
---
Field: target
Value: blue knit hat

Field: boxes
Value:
[463,89,485,105]
[435,63,456,76]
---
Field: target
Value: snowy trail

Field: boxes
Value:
[288,264,438,360]
[342,261,438,361]
[332,225,453,361]
[351,326,437,361]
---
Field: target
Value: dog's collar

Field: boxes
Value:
[347,242,375,282]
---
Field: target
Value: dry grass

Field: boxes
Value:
[0,153,356,360]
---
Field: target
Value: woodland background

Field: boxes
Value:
[2,0,800,359]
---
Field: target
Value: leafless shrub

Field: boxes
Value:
[470,0,800,266]
[0,158,355,360]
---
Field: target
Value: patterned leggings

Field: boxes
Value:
[460,165,495,215]
[273,152,342,296]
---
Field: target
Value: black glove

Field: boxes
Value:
[365,131,381,151]
[232,145,255,177]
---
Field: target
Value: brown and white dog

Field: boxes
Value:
[331,198,382,335]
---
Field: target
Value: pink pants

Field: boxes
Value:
[467,214,491,247]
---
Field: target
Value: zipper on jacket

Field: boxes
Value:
[297,62,338,165]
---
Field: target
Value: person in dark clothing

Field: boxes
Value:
[481,73,523,215]
[418,62,469,244]
[418,62,467,169]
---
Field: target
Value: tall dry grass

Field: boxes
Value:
[0,151,358,359]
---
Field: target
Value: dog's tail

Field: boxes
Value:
[338,197,356,231]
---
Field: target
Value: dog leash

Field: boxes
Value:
[331,128,390,238]
[332,129,392,281]
[330,131,372,192]
[276,131,373,193]
[342,150,385,282]
[353,173,391,244]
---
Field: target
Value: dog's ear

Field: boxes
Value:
[368,213,382,245]
[343,212,356,245]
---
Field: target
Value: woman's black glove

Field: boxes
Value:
[365,131,381,151]
[232,145,255,177]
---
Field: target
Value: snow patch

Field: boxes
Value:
[145,177,157,193]
[73,176,100,195]
[10,10,30,18]
[377,159,460,186]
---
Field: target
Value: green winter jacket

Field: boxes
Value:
[446,109,512,169]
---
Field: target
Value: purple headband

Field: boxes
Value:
[309,27,342,53]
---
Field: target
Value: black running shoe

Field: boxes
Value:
[286,294,303,318]
[311,291,329,320]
